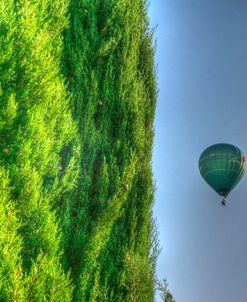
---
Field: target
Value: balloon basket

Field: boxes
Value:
[221,198,226,206]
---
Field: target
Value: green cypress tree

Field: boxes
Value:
[1,0,158,300]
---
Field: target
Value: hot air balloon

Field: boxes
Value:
[198,143,246,206]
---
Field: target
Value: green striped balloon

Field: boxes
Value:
[199,143,246,204]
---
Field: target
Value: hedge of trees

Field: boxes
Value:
[0,1,158,301]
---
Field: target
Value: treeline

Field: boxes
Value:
[0,0,157,301]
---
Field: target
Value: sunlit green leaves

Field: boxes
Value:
[0,0,157,301]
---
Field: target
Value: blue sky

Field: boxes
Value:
[149,1,247,301]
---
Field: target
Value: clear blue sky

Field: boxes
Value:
[149,1,247,301]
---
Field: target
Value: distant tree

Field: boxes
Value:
[156,278,176,302]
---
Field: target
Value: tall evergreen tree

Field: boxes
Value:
[0,0,158,300]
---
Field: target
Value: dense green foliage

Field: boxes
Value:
[0,0,157,301]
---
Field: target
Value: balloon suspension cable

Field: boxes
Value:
[221,197,226,206]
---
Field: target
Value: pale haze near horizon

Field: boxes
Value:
[149,1,247,301]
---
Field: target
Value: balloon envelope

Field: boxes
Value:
[199,143,246,197]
